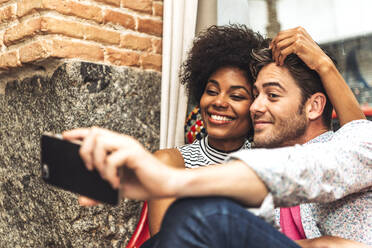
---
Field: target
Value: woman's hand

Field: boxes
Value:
[270,26,333,73]
[271,26,365,126]
[63,127,181,201]
[296,236,371,248]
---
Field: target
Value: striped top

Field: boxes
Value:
[177,136,251,168]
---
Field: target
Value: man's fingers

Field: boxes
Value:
[79,129,99,170]
[105,150,131,188]
[78,196,100,206]
[62,128,90,141]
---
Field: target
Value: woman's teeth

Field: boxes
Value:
[211,115,233,121]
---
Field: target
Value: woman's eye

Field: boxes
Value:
[231,95,245,100]
[206,89,218,95]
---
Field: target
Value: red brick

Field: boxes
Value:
[4,17,42,45]
[41,17,120,45]
[84,25,120,45]
[43,0,104,23]
[120,34,152,52]
[138,18,162,37]
[93,0,120,7]
[153,2,163,17]
[106,47,140,67]
[103,9,135,30]
[50,38,104,62]
[19,39,50,63]
[0,50,19,68]
[152,38,162,54]
[17,0,41,17]
[41,17,84,38]
[0,4,16,24]
[140,53,161,71]
[122,0,152,14]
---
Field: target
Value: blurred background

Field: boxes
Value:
[217,0,372,108]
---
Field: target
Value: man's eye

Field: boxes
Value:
[268,93,279,98]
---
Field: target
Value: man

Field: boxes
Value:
[64,27,371,247]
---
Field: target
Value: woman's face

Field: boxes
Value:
[200,66,253,146]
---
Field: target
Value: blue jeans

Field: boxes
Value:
[141,197,301,248]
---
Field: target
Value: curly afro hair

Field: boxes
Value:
[180,24,269,104]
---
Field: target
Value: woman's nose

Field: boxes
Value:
[212,95,229,108]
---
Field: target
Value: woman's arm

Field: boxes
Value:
[296,236,371,248]
[148,148,185,236]
[270,26,366,126]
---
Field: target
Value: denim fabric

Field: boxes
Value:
[141,197,301,248]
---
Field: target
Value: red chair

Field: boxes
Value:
[126,201,150,248]
[126,106,205,247]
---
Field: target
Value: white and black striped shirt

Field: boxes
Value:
[177,136,251,168]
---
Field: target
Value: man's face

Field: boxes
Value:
[250,63,308,148]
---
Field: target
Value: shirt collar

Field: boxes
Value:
[305,130,334,145]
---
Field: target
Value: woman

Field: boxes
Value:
[148,25,269,235]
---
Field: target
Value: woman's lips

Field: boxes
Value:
[208,113,234,124]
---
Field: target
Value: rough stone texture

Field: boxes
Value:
[0,61,161,247]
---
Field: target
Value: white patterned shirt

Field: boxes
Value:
[230,120,372,245]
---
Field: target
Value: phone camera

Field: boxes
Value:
[42,163,50,179]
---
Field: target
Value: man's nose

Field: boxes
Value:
[250,95,265,117]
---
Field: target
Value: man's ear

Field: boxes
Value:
[305,93,326,121]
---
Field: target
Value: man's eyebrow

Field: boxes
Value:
[262,82,286,92]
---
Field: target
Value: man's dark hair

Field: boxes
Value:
[180,24,269,104]
[250,48,334,129]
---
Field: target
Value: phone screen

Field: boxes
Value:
[41,134,119,205]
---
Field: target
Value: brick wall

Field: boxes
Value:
[0,0,163,73]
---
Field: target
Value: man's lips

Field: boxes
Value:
[253,120,272,129]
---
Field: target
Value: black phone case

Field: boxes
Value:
[40,135,119,205]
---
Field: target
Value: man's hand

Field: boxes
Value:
[270,26,333,73]
[63,127,181,201]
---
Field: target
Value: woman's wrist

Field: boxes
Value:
[314,56,335,75]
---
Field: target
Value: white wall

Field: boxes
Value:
[218,0,372,43]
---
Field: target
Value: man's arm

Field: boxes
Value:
[175,160,268,206]
[63,121,371,206]
[62,128,269,205]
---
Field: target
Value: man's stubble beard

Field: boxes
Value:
[253,104,308,149]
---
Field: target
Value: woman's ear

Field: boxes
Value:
[306,93,327,121]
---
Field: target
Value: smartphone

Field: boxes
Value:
[40,133,119,205]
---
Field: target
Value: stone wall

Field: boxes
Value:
[0,0,163,247]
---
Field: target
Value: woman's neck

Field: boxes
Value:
[207,136,246,153]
